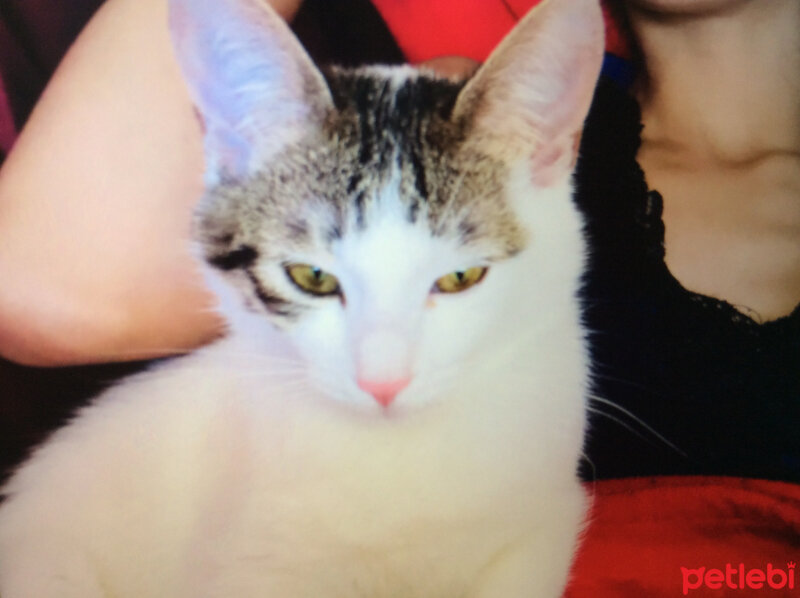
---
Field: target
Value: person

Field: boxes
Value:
[0,0,797,479]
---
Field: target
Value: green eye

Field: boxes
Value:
[433,267,488,294]
[285,264,341,297]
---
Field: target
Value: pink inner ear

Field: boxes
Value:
[212,127,252,179]
[529,130,582,188]
[454,0,603,188]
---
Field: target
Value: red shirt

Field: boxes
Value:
[370,0,629,63]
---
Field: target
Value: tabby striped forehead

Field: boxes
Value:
[197,67,527,318]
[323,66,525,248]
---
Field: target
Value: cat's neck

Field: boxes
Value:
[630,0,800,168]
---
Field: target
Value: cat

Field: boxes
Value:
[0,0,604,595]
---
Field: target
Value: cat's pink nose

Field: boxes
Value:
[357,378,411,408]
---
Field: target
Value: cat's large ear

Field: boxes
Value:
[452,0,604,187]
[168,0,333,181]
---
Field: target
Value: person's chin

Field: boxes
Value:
[625,0,751,16]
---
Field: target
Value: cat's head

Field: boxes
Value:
[168,0,604,412]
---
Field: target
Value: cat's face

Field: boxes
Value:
[169,0,604,411]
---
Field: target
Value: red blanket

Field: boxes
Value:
[569,476,800,597]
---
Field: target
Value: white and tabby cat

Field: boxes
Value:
[0,0,603,595]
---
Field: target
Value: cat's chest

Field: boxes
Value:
[174,339,561,508]
[187,478,505,598]
[190,379,538,534]
[174,386,528,597]
[138,345,547,593]
[90,335,582,596]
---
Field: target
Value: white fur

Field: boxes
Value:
[0,0,604,594]
[169,0,333,183]
[0,162,589,598]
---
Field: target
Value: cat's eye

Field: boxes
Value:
[285,264,341,297]
[433,267,488,294]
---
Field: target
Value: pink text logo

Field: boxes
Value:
[681,562,796,595]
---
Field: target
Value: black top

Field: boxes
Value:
[576,78,800,482]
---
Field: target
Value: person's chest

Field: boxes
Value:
[639,149,800,322]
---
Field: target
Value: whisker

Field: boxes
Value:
[586,397,686,457]
[579,450,597,486]
[587,407,654,448]
[104,346,194,360]
[166,364,306,376]
[590,369,666,397]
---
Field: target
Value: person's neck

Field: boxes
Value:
[628,0,800,167]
